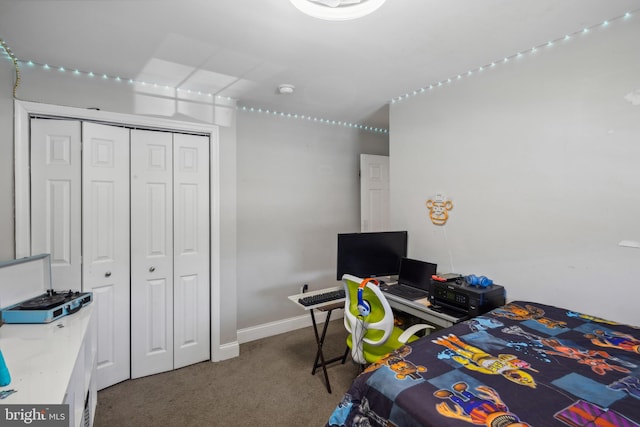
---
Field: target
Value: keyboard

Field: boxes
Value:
[298,289,345,307]
[382,283,429,300]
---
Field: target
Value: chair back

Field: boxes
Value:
[342,274,395,348]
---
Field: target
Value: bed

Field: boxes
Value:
[326,300,640,427]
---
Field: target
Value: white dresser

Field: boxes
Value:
[0,305,96,427]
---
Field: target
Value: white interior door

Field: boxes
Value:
[82,122,131,390]
[130,129,174,379]
[173,133,210,368]
[360,154,390,232]
[30,119,82,289]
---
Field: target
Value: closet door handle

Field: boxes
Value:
[105,271,112,277]
[149,266,156,273]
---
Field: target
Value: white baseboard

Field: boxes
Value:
[237,310,344,344]
[211,310,344,362]
[211,340,240,362]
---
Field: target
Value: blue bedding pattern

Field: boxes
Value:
[327,301,640,427]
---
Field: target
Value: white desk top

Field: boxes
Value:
[0,305,93,404]
[288,283,467,328]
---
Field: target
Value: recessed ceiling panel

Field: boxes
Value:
[180,69,239,95]
[200,49,263,79]
[153,33,221,68]
[136,58,195,87]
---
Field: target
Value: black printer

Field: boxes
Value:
[430,279,506,317]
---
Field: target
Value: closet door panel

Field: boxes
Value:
[82,122,130,390]
[173,134,210,368]
[93,284,117,379]
[30,119,81,289]
[130,129,174,379]
[147,278,171,351]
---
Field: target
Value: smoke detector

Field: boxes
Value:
[277,84,295,95]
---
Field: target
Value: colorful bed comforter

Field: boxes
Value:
[326,300,640,427]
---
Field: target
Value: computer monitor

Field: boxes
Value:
[336,231,408,280]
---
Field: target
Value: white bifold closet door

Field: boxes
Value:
[30,119,131,390]
[30,119,82,289]
[81,122,131,390]
[130,129,210,378]
[172,133,210,370]
[31,118,211,387]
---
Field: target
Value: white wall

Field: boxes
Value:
[390,17,640,326]
[0,58,15,261]
[236,111,388,330]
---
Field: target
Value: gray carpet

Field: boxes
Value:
[94,320,360,426]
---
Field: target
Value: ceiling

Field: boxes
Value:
[1,0,639,129]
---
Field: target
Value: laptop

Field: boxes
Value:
[381,257,436,301]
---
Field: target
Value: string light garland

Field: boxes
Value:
[2,57,236,102]
[2,9,635,133]
[0,54,388,133]
[0,38,21,98]
[238,105,389,134]
[390,10,637,104]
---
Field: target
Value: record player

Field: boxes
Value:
[0,253,93,324]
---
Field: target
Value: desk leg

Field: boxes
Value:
[310,308,332,393]
[309,308,348,394]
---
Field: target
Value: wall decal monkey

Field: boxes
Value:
[426,194,453,225]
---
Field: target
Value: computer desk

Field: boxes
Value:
[288,283,467,393]
[288,286,348,394]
